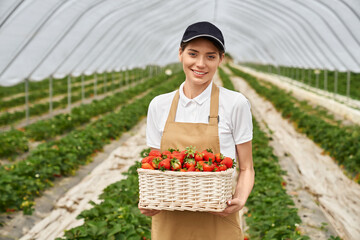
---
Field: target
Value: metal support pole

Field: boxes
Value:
[25,78,29,125]
[126,69,129,84]
[308,69,311,86]
[334,70,338,94]
[49,76,53,116]
[302,69,305,83]
[67,75,71,111]
[94,73,97,97]
[119,71,122,88]
[324,69,327,90]
[104,72,107,93]
[296,68,299,80]
[81,74,85,103]
[346,71,351,97]
[111,72,114,92]
[316,70,319,88]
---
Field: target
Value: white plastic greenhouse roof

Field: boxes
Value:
[0,0,359,86]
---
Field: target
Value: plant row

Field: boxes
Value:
[0,72,144,126]
[57,160,151,240]
[218,67,235,91]
[243,63,360,101]
[1,75,93,110]
[0,66,162,100]
[218,67,309,239]
[246,119,309,239]
[219,68,309,239]
[0,72,171,160]
[0,71,185,214]
[227,64,360,182]
[0,68,150,111]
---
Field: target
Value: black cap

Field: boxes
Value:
[181,21,225,52]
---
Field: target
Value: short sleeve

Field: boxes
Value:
[232,96,253,145]
[146,98,162,149]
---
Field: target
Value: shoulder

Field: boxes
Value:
[218,86,250,109]
[149,90,177,111]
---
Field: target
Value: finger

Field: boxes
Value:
[148,210,160,216]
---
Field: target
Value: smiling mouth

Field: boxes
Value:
[192,69,207,75]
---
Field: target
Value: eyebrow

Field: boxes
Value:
[188,49,217,54]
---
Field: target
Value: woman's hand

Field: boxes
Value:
[139,207,161,217]
[210,198,245,217]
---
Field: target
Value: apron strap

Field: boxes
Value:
[165,90,180,124]
[209,83,219,125]
[165,82,220,125]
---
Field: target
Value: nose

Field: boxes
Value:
[196,56,206,68]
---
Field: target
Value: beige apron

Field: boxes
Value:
[152,83,243,240]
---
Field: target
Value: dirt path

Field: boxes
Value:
[225,67,360,240]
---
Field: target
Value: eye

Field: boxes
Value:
[208,55,216,60]
[188,52,197,57]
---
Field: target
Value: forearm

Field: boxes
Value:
[233,167,255,204]
[234,141,254,205]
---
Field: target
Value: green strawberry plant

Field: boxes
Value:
[228,64,360,183]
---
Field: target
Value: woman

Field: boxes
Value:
[140,21,254,240]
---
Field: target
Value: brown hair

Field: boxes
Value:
[180,37,224,57]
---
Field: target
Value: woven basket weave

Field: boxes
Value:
[137,168,234,212]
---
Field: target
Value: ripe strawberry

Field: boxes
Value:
[215,153,224,163]
[162,150,172,159]
[195,161,205,171]
[218,164,227,171]
[202,150,215,162]
[187,165,196,171]
[171,152,185,164]
[158,158,171,170]
[184,157,196,169]
[203,161,215,172]
[151,157,162,169]
[142,162,154,170]
[141,156,155,164]
[170,158,181,171]
[180,168,187,172]
[221,157,234,168]
[194,152,204,162]
[149,150,162,158]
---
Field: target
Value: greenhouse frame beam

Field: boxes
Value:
[232,0,322,68]
[297,0,360,69]
[0,0,68,82]
[261,0,341,70]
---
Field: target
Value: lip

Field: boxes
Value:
[191,69,208,77]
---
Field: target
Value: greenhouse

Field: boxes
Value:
[0,0,359,239]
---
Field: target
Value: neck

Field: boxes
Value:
[183,81,212,99]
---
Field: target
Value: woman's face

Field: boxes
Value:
[178,38,223,87]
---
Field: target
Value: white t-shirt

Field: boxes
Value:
[146,81,253,159]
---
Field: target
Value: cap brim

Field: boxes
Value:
[182,34,225,51]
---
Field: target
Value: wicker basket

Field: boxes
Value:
[137,168,234,212]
